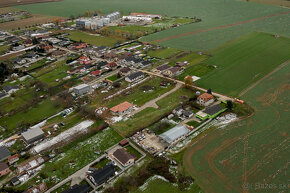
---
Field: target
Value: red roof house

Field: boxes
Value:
[91,70,101,76]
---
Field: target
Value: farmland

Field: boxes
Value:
[15,0,290,50]
[147,47,181,59]
[66,30,124,47]
[183,62,290,193]
[0,0,62,8]
[195,32,290,96]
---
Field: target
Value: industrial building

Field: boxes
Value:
[159,125,190,144]
[73,84,91,96]
[122,16,152,22]
[21,127,45,144]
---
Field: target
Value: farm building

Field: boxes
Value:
[125,71,144,82]
[0,146,11,162]
[21,127,45,144]
[130,12,162,19]
[197,93,214,106]
[106,11,120,22]
[73,84,91,96]
[62,184,90,193]
[88,164,115,186]
[159,125,190,144]
[122,16,152,22]
[111,148,135,167]
[196,104,225,120]
[110,101,134,115]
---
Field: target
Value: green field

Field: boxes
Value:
[113,87,195,137]
[66,30,124,47]
[183,63,290,193]
[147,47,181,59]
[196,32,290,96]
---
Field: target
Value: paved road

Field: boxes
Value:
[131,83,183,116]
[136,69,235,101]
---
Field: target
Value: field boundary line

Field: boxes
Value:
[239,59,290,97]
[154,11,290,43]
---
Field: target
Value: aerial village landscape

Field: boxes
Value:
[0,0,289,193]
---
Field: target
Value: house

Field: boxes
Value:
[21,127,45,144]
[91,70,101,76]
[11,176,20,186]
[0,92,7,99]
[141,60,151,67]
[182,110,193,118]
[119,67,131,76]
[104,50,118,59]
[62,184,90,193]
[196,104,225,120]
[152,64,171,74]
[125,71,144,82]
[51,50,66,58]
[173,106,184,116]
[8,154,19,165]
[88,164,115,186]
[67,66,84,75]
[12,45,25,51]
[24,39,33,46]
[24,182,47,193]
[107,62,118,70]
[0,162,10,177]
[175,61,188,68]
[119,139,129,147]
[0,146,11,162]
[78,56,91,65]
[110,101,134,115]
[96,61,108,69]
[111,148,135,167]
[197,93,214,106]
[73,84,91,96]
[162,67,182,77]
[3,85,19,94]
[75,43,88,50]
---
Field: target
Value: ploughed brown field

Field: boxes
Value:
[0,0,62,8]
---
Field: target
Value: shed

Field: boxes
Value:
[159,125,190,144]
[21,127,44,144]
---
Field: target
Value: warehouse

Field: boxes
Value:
[73,84,91,96]
[21,127,45,144]
[159,125,190,144]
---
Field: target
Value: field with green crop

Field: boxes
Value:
[183,63,290,193]
[66,30,124,47]
[15,0,289,50]
[195,32,290,96]
[147,47,181,59]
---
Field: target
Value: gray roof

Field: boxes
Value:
[0,92,6,98]
[0,162,8,171]
[0,146,11,161]
[204,104,223,116]
[127,71,144,80]
[156,64,170,71]
[159,125,190,144]
[3,85,18,93]
[74,84,89,90]
[21,127,44,141]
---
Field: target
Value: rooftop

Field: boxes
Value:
[112,148,134,165]
[0,146,11,161]
[74,84,90,90]
[159,125,190,144]
[198,93,214,102]
[204,104,223,116]
[21,127,44,141]
[110,101,134,113]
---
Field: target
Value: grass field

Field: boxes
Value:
[147,47,181,59]
[113,87,195,137]
[15,0,290,50]
[66,30,124,47]
[183,63,290,193]
[195,32,290,96]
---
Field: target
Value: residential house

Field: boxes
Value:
[24,39,33,46]
[110,101,134,115]
[107,62,118,70]
[75,43,88,50]
[62,184,90,193]
[8,154,19,165]
[73,84,91,96]
[51,50,66,58]
[140,60,151,67]
[67,66,84,75]
[104,50,118,60]
[78,56,91,65]
[88,164,115,186]
[111,148,135,167]
[96,61,108,69]
[197,93,214,106]
[175,61,189,68]
[12,58,26,65]
[24,182,47,193]
[162,67,182,77]
[196,104,226,121]
[12,45,25,51]
[11,177,20,186]
[119,67,131,76]
[182,110,193,119]
[0,146,11,162]
[21,127,45,144]
[125,71,144,82]
[0,162,10,177]
[152,64,171,74]
[91,70,101,76]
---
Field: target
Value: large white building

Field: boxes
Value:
[122,16,152,22]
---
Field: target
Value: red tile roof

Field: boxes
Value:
[110,102,134,113]
[197,93,214,102]
[91,70,101,76]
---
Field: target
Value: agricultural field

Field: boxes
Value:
[196,32,290,96]
[66,30,124,47]
[245,0,290,7]
[15,0,290,50]
[147,47,181,59]
[0,0,62,8]
[183,63,290,193]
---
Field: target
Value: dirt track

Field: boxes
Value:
[0,0,62,8]
[154,11,290,43]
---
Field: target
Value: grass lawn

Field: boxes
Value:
[196,32,290,96]
[149,120,176,135]
[51,181,71,193]
[0,44,9,55]
[125,145,142,159]
[14,127,122,191]
[113,87,195,137]
[186,121,201,128]
[147,47,181,59]
[26,58,49,71]
[66,30,124,47]
[178,62,215,81]
[172,52,208,66]
[106,74,119,82]
[91,157,111,169]
[133,178,203,193]
[0,99,62,139]
[37,64,70,87]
